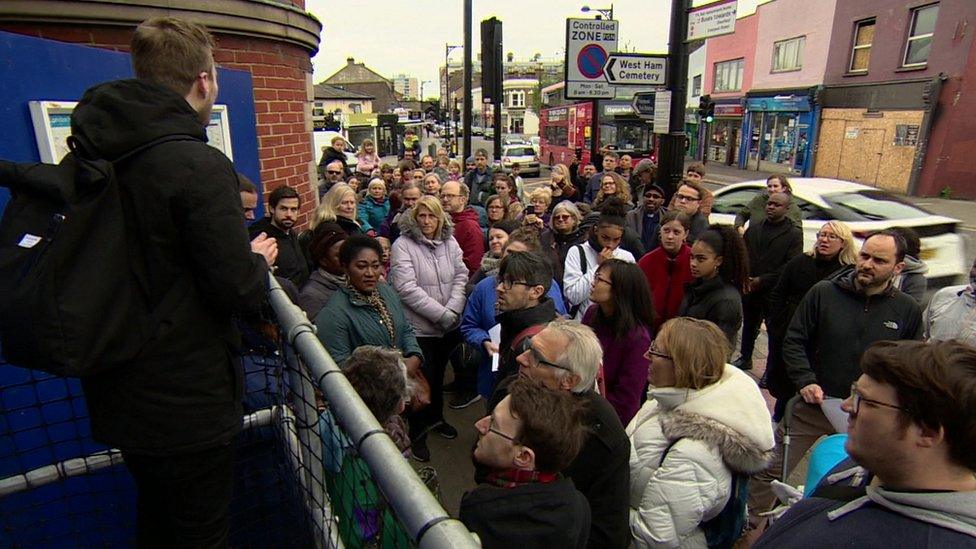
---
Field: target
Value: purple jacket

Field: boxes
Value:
[390,211,469,337]
[582,306,652,425]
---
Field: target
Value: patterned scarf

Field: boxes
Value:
[486,468,559,489]
[347,283,396,345]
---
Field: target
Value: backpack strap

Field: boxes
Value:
[567,244,588,317]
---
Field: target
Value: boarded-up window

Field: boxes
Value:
[850,19,875,72]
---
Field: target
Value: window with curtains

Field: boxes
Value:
[772,36,805,72]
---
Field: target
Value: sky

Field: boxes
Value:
[305,0,767,96]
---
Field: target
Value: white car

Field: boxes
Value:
[709,178,967,286]
[501,145,541,177]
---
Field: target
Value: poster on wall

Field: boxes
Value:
[29,100,233,163]
[893,124,920,147]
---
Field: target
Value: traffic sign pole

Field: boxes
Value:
[657,0,692,203]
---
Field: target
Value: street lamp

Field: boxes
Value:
[445,43,463,155]
[580,4,613,20]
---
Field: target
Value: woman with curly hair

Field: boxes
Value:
[593,171,632,208]
[678,224,749,350]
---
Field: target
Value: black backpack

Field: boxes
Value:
[0,135,193,377]
[659,438,750,548]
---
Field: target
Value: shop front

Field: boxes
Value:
[705,102,744,166]
[740,90,820,175]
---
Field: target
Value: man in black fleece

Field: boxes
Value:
[461,378,591,548]
[72,17,275,546]
[248,185,309,286]
[748,230,922,521]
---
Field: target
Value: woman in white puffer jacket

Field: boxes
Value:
[627,317,775,548]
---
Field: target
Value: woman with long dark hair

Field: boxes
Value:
[583,259,655,425]
[678,224,749,350]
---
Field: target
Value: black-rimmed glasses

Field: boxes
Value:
[644,340,672,361]
[488,415,518,443]
[522,336,573,372]
[849,384,911,416]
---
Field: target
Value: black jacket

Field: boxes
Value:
[743,217,803,293]
[73,79,269,455]
[678,276,743,347]
[495,298,559,382]
[563,392,632,549]
[460,476,591,549]
[783,271,923,398]
[249,217,309,286]
[540,227,586,289]
[317,146,348,177]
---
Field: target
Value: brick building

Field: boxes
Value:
[0,0,322,224]
[322,58,400,114]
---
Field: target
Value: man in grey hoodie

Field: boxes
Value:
[754,339,976,548]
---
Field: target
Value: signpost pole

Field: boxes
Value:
[463,0,473,159]
[657,0,691,201]
[591,99,599,166]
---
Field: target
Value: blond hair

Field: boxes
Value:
[527,187,553,207]
[809,220,858,265]
[410,195,448,237]
[131,17,215,96]
[656,318,728,390]
[311,183,358,230]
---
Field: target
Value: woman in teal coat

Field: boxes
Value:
[315,235,423,369]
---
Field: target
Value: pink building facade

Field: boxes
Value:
[701,14,758,166]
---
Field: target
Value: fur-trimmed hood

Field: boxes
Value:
[397,205,454,245]
[649,365,775,474]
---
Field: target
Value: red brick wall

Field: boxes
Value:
[0,23,317,225]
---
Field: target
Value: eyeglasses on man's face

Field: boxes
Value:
[521,336,572,372]
[487,415,518,443]
[848,384,911,416]
[674,193,700,203]
[497,279,537,291]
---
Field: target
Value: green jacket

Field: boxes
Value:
[734,191,802,229]
[315,282,423,365]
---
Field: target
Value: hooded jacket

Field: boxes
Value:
[894,255,929,305]
[71,79,269,455]
[924,284,976,344]
[754,460,976,548]
[743,217,804,293]
[783,270,923,398]
[626,366,775,548]
[389,211,468,337]
[450,207,486,274]
[356,196,390,234]
[298,268,346,320]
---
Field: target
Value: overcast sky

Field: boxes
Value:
[305,0,767,95]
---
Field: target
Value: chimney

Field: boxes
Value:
[346,57,355,65]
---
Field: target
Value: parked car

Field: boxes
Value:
[312,130,358,171]
[500,145,540,177]
[709,178,967,286]
[503,135,531,146]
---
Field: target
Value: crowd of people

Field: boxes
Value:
[57,16,974,548]
[256,137,975,548]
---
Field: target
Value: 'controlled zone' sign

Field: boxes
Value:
[565,18,619,100]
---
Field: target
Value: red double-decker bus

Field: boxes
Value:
[539,100,657,169]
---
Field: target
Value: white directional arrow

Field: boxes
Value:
[603,53,668,86]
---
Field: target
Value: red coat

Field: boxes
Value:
[451,207,485,275]
[637,245,693,330]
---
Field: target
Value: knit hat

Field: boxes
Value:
[490,219,519,235]
[643,183,665,197]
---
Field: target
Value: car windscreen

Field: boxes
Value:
[505,147,534,156]
[823,191,932,221]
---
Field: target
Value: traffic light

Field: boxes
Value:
[480,17,503,103]
[698,95,715,124]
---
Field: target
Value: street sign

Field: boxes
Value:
[687,0,737,42]
[603,53,667,86]
[565,18,619,99]
[631,92,656,119]
[653,91,672,134]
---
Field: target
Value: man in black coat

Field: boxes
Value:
[248,185,309,286]
[488,319,631,549]
[462,378,591,548]
[72,17,275,547]
[735,192,803,369]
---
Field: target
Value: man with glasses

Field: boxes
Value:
[754,339,976,548]
[749,230,923,523]
[440,181,485,274]
[671,179,709,243]
[461,378,591,547]
[485,319,631,549]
